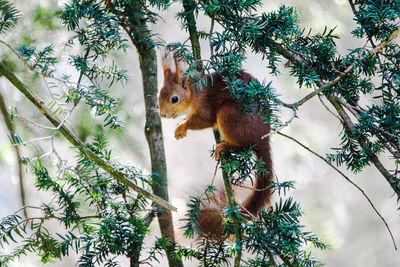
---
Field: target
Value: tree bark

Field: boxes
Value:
[101,1,182,264]
[182,0,202,71]
[137,44,183,267]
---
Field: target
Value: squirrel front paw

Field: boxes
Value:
[175,123,187,140]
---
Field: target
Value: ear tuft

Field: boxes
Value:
[174,54,184,82]
[161,49,173,75]
[161,48,186,82]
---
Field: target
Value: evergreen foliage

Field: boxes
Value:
[0,0,399,266]
[0,0,19,34]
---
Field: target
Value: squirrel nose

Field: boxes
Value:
[160,111,166,118]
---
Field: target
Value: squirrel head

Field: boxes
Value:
[158,54,192,119]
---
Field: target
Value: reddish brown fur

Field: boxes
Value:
[158,58,273,240]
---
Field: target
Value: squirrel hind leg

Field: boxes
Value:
[214,141,240,160]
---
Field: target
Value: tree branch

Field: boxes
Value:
[0,61,177,212]
[328,96,400,199]
[281,27,400,109]
[261,108,297,139]
[112,1,184,265]
[181,3,244,264]
[278,131,397,250]
[263,21,400,200]
[0,88,27,218]
[182,0,202,72]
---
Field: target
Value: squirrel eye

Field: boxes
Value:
[171,96,179,104]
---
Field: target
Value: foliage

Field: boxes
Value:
[17,44,57,76]
[0,0,400,266]
[180,175,325,266]
[0,0,19,34]
[60,0,128,128]
[172,0,400,196]
[0,1,167,266]
[0,134,160,266]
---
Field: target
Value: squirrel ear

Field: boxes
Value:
[174,55,183,82]
[162,64,171,76]
[180,76,188,90]
[161,49,172,76]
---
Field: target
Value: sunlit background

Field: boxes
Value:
[0,0,399,266]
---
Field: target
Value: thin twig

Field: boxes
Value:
[335,96,361,119]
[209,18,215,59]
[15,115,56,130]
[317,94,342,121]
[238,203,257,220]
[0,40,34,71]
[286,46,316,60]
[262,108,297,139]
[42,79,69,114]
[55,105,76,131]
[0,90,27,218]
[13,135,52,146]
[278,131,398,250]
[15,205,42,214]
[30,148,54,162]
[236,184,269,192]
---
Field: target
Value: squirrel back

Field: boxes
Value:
[158,56,273,240]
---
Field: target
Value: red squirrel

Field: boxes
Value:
[158,56,273,240]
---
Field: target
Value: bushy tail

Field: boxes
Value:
[197,138,273,240]
[241,139,273,215]
[197,189,227,241]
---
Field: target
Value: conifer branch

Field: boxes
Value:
[264,22,400,201]
[281,27,400,109]
[328,96,400,200]
[278,131,397,250]
[201,6,400,109]
[0,61,177,212]
[182,0,202,72]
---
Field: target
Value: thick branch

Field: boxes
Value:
[136,44,184,267]
[328,96,400,197]
[118,1,184,265]
[0,61,177,212]
[182,0,202,71]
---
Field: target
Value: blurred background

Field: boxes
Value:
[0,0,399,266]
